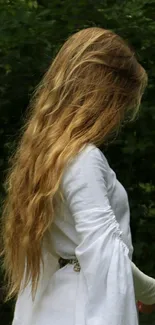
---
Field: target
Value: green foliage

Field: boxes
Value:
[0,0,155,323]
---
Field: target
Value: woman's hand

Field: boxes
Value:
[138,301,155,314]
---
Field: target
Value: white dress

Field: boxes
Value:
[12,143,139,325]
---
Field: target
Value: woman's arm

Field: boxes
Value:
[61,147,139,325]
[132,261,155,304]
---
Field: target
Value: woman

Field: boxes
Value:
[1,27,155,325]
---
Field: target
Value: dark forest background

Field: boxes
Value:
[0,1,155,324]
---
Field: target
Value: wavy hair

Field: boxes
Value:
[1,27,147,301]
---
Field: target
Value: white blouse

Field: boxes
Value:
[12,143,155,325]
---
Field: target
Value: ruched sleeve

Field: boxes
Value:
[61,146,139,325]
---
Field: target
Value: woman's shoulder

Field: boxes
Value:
[65,143,111,178]
[79,143,110,168]
[79,144,116,186]
[61,143,117,196]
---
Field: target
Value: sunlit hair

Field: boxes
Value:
[1,27,148,301]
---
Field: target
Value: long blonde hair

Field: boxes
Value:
[1,27,147,301]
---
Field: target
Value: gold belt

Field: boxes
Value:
[58,256,81,272]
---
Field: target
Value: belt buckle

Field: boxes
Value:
[73,260,81,272]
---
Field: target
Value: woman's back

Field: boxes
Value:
[12,143,136,325]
